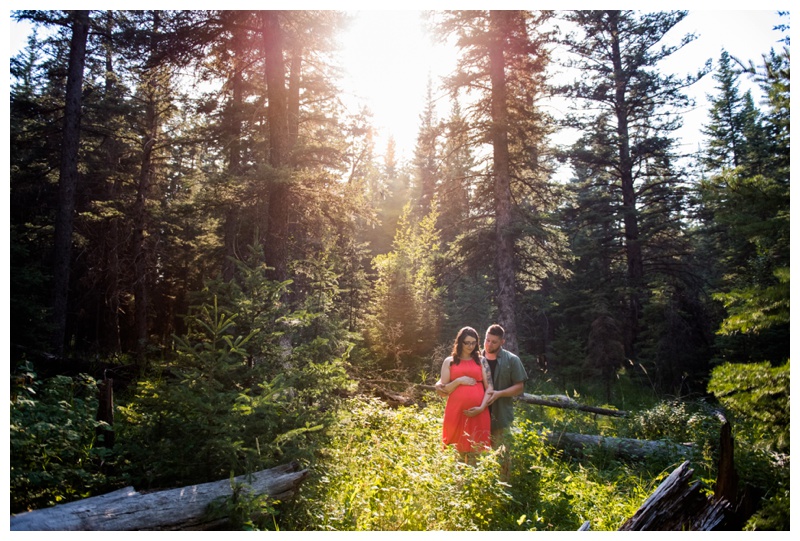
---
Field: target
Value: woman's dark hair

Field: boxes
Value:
[450,326,481,366]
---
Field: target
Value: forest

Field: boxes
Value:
[8,9,790,531]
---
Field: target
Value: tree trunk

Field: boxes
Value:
[608,11,643,360]
[96,378,115,447]
[222,27,245,282]
[713,412,737,504]
[517,393,627,417]
[488,10,518,353]
[102,10,123,355]
[132,11,163,368]
[10,462,308,531]
[51,10,90,355]
[262,10,291,283]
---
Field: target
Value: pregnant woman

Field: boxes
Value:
[440,326,493,460]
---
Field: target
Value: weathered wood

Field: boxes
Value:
[96,377,115,447]
[517,393,627,417]
[619,460,731,530]
[11,462,307,531]
[713,411,738,505]
[544,431,694,460]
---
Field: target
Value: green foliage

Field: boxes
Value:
[115,295,352,489]
[705,360,790,530]
[365,202,444,375]
[10,362,116,513]
[283,398,514,530]
[282,397,682,531]
[743,470,790,531]
[713,267,789,336]
[707,360,789,453]
[205,476,279,531]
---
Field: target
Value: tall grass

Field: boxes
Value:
[280,393,690,531]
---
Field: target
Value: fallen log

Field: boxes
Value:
[619,460,731,530]
[517,393,627,417]
[545,430,694,460]
[364,379,628,417]
[11,461,307,531]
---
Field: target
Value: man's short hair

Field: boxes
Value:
[486,324,505,338]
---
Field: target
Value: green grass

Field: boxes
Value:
[279,392,708,531]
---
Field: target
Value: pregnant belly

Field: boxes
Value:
[450,384,484,409]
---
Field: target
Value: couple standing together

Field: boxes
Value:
[436,324,527,472]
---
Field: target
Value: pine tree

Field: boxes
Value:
[431,10,557,354]
[46,10,91,355]
[559,10,706,366]
[701,50,765,174]
[411,76,440,216]
[698,45,790,365]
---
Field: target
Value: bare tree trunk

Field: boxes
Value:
[102,10,123,354]
[222,27,245,282]
[488,10,518,353]
[544,430,693,460]
[262,10,291,283]
[51,10,90,356]
[132,87,157,367]
[608,11,643,360]
[132,11,164,368]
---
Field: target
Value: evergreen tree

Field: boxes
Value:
[431,10,559,354]
[559,10,707,377]
[437,99,475,244]
[701,50,766,175]
[411,76,441,216]
[366,203,443,376]
[698,45,790,365]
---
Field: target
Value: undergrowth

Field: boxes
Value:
[280,394,703,531]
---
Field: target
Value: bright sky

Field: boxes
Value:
[338,9,789,162]
[8,8,789,162]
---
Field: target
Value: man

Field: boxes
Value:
[436,324,527,478]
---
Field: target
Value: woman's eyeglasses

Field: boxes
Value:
[462,340,477,346]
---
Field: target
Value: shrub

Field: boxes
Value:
[10,361,116,513]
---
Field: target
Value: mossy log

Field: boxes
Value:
[10,461,307,531]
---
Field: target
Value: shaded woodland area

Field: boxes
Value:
[9,10,790,530]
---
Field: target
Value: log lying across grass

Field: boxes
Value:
[544,430,694,460]
[517,392,627,417]
[11,461,307,531]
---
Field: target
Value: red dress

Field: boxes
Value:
[442,358,491,453]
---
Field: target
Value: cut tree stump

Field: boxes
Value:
[10,461,308,531]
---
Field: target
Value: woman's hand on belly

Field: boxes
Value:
[463,406,485,417]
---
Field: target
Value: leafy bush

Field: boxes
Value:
[10,362,116,513]
[707,360,789,453]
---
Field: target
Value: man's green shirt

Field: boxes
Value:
[487,348,527,431]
